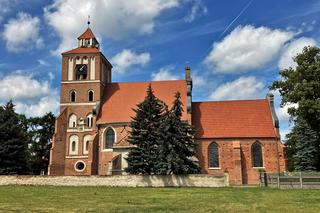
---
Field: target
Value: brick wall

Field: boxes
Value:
[197,138,285,185]
[48,108,68,175]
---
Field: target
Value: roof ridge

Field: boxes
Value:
[106,80,186,84]
[193,99,267,104]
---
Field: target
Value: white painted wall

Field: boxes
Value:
[68,58,74,80]
[90,57,95,80]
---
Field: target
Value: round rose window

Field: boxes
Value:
[74,161,86,172]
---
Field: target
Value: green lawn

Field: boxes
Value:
[0,186,319,212]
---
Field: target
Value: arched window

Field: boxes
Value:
[208,142,219,168]
[69,114,77,128]
[88,90,94,102]
[252,142,263,167]
[86,113,93,128]
[105,128,115,149]
[69,135,79,155]
[83,135,90,155]
[71,141,76,151]
[70,90,76,102]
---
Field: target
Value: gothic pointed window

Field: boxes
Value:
[105,128,115,149]
[252,142,263,167]
[208,142,219,168]
[88,90,94,102]
[70,90,76,102]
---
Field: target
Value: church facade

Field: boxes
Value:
[48,27,286,185]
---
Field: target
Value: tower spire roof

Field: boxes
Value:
[78,27,96,39]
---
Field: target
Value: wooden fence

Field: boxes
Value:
[260,172,320,189]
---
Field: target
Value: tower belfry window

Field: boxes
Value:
[76,64,87,80]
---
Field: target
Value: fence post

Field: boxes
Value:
[300,172,303,189]
[277,173,280,188]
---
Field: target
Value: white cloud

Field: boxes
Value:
[278,37,317,70]
[38,59,50,67]
[0,74,59,117]
[184,0,207,23]
[192,72,207,88]
[0,75,50,101]
[44,0,179,54]
[151,66,179,81]
[209,76,265,100]
[15,95,60,118]
[111,49,150,74]
[2,12,43,53]
[204,25,294,73]
[280,128,291,141]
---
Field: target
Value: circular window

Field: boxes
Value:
[74,161,86,172]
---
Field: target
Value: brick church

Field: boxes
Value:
[48,26,286,185]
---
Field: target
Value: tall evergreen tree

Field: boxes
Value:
[157,92,200,174]
[27,112,55,175]
[125,85,166,174]
[0,101,28,174]
[292,118,319,171]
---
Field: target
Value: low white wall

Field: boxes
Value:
[0,174,229,187]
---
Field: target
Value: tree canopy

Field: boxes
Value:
[157,92,200,174]
[270,46,320,133]
[125,86,200,175]
[270,46,320,171]
[0,101,55,175]
[0,101,28,174]
[125,85,167,174]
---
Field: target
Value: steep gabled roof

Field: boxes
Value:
[97,80,188,124]
[192,99,278,138]
[78,28,96,39]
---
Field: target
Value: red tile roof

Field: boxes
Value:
[78,28,96,39]
[192,99,277,138]
[62,47,100,55]
[97,80,188,123]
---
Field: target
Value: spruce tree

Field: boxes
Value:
[0,101,28,174]
[292,118,318,171]
[157,92,200,174]
[125,85,166,174]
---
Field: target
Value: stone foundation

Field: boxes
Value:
[0,174,228,187]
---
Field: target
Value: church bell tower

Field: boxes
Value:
[48,24,113,175]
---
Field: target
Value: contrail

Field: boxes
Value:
[219,0,254,38]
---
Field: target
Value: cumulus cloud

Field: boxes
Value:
[209,76,265,100]
[192,73,207,88]
[15,95,60,118]
[278,37,317,70]
[204,25,294,73]
[0,74,59,117]
[44,0,179,54]
[276,104,293,125]
[151,66,179,81]
[184,0,207,23]
[2,12,43,53]
[111,49,150,74]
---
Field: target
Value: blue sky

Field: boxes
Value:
[0,0,319,139]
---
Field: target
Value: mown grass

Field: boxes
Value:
[0,186,319,212]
